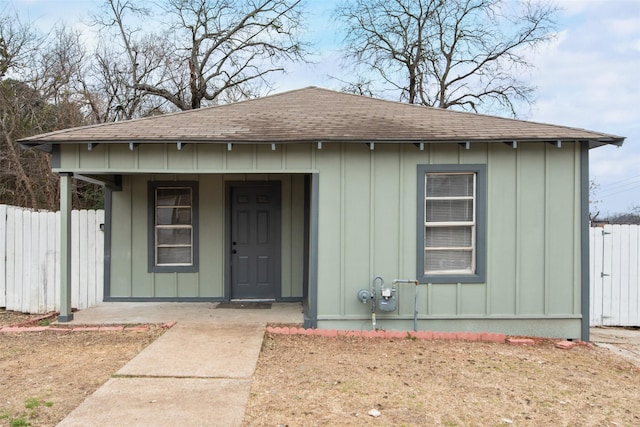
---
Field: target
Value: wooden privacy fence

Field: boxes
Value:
[590,224,640,327]
[0,205,104,314]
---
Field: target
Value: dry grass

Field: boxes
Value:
[244,333,640,426]
[0,310,164,427]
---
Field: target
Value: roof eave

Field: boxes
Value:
[20,136,625,150]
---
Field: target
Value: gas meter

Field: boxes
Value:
[378,284,397,312]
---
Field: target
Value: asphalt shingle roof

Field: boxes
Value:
[19,87,624,149]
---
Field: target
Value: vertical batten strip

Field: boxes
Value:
[544,144,550,316]
[485,144,492,315]
[369,144,375,286]
[574,143,581,315]
[515,146,521,315]
[339,144,346,316]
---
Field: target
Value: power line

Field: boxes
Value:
[598,182,640,199]
[597,174,640,190]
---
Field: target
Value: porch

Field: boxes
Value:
[65,301,304,325]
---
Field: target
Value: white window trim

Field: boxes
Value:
[424,172,477,275]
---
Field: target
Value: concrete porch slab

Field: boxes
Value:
[66,301,304,325]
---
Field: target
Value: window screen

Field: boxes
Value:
[424,173,476,274]
[148,182,199,272]
[155,187,193,266]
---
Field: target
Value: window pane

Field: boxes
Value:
[426,226,472,247]
[157,247,192,265]
[156,188,192,206]
[425,250,472,272]
[157,228,192,245]
[426,174,473,197]
[425,199,473,222]
[157,207,192,225]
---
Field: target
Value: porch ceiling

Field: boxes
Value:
[18,87,624,150]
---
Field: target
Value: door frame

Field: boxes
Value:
[224,180,282,300]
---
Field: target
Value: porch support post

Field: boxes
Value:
[305,173,319,329]
[59,173,74,322]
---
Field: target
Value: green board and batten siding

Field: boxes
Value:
[58,140,583,337]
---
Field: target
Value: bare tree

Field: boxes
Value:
[335,0,557,116]
[1,9,100,209]
[91,0,307,113]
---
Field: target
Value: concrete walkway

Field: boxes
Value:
[56,302,303,427]
[590,327,640,368]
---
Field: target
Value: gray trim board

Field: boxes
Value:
[416,164,487,284]
[304,173,319,329]
[580,142,590,341]
[147,181,200,273]
[52,145,61,168]
[104,297,227,302]
[103,187,113,301]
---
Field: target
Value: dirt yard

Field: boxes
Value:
[244,333,640,427]
[2,309,640,427]
[0,310,165,427]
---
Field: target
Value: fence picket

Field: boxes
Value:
[45,212,57,313]
[6,208,16,311]
[86,210,97,310]
[0,205,7,308]
[0,205,104,314]
[96,210,105,303]
[590,224,640,327]
[71,210,80,311]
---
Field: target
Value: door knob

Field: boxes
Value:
[232,249,237,254]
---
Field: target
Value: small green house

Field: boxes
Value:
[20,87,625,339]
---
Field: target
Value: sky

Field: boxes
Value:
[5,0,640,215]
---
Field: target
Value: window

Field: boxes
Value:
[148,182,199,272]
[417,165,485,283]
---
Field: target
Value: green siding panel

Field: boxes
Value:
[256,145,283,169]
[227,145,254,170]
[198,174,224,297]
[316,144,343,316]
[517,144,546,315]
[154,274,176,298]
[284,144,313,170]
[108,144,136,169]
[109,177,133,297]
[547,143,578,314]
[460,283,487,315]
[487,144,518,315]
[79,144,107,169]
[430,284,457,315]
[343,145,372,308]
[168,144,196,170]
[195,145,225,170]
[131,177,153,297]
[138,144,167,170]
[177,274,199,297]
[290,176,305,297]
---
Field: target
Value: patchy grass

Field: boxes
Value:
[244,333,640,426]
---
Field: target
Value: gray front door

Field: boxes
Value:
[229,182,281,299]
